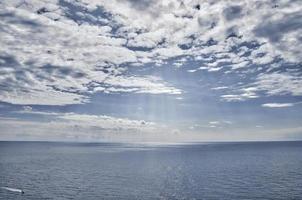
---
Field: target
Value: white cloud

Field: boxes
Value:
[1,110,168,141]
[15,109,156,129]
[208,120,233,127]
[254,73,302,96]
[103,75,182,95]
[221,92,258,102]
[262,103,294,108]
[211,86,228,90]
[22,106,33,112]
[209,121,220,125]
[221,73,302,102]
[262,101,302,108]
[0,2,182,105]
[1,109,301,142]
[0,0,301,106]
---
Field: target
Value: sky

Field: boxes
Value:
[0,0,301,142]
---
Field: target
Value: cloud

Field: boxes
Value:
[15,108,156,129]
[254,73,302,96]
[221,72,302,102]
[101,75,182,95]
[209,121,220,125]
[2,108,302,142]
[221,88,259,102]
[262,103,294,108]
[2,110,169,141]
[0,0,301,106]
[253,10,302,62]
[190,120,233,129]
[0,2,181,105]
[262,101,302,108]
[22,106,33,112]
[208,120,233,128]
[211,86,228,90]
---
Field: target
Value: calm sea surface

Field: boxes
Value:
[0,141,302,200]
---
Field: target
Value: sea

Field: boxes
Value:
[0,141,302,200]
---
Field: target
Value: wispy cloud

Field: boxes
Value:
[4,109,169,141]
[221,73,302,102]
[262,103,294,108]
[262,101,302,108]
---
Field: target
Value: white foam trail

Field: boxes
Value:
[1,187,23,193]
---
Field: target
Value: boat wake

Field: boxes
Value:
[1,187,24,194]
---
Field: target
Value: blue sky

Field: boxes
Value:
[0,0,301,142]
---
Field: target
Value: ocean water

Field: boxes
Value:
[0,141,302,200]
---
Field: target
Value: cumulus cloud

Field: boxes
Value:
[0,0,301,106]
[0,1,181,105]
